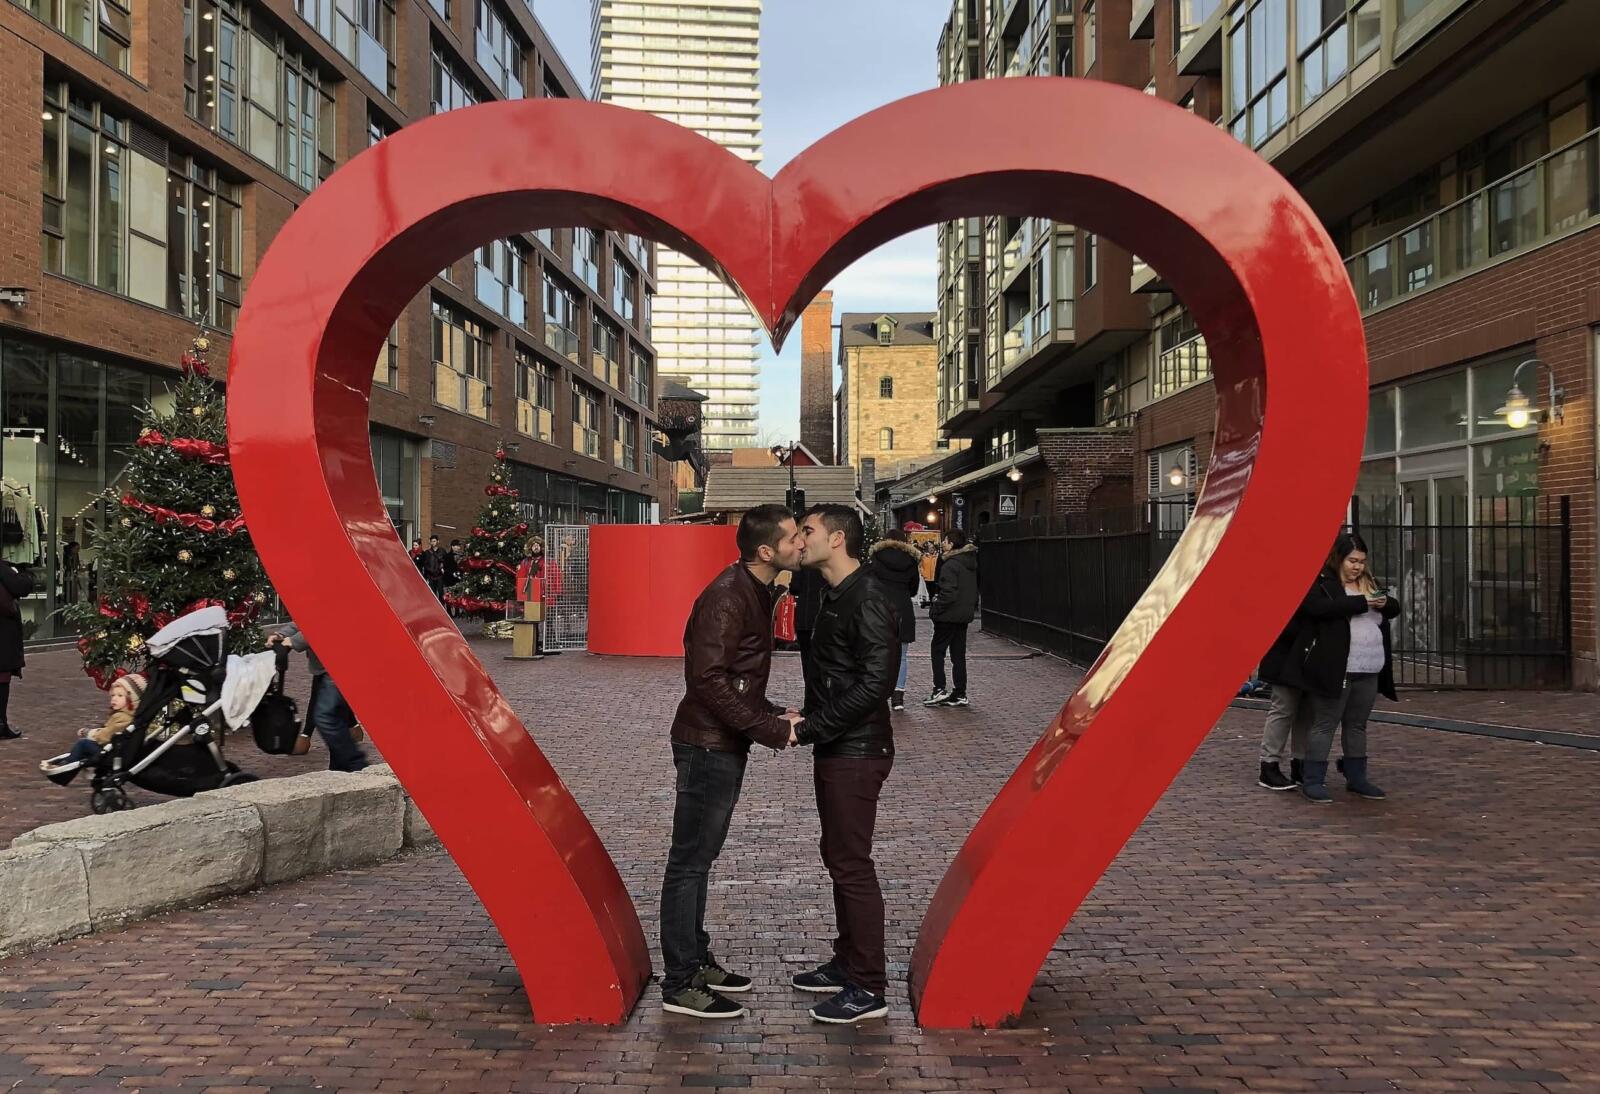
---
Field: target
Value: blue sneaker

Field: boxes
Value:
[809,984,889,1024]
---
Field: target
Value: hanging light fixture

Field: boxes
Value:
[1168,462,1186,489]
[1006,467,1022,483]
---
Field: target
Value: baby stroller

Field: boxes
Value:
[42,606,282,814]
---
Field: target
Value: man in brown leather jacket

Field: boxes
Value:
[660,504,803,1020]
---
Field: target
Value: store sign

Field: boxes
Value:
[953,494,966,531]
[999,494,1017,517]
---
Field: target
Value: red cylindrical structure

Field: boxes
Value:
[587,524,737,657]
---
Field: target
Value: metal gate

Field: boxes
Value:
[541,524,590,652]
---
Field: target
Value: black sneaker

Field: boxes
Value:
[662,985,746,1019]
[922,689,951,707]
[0,723,21,740]
[890,691,906,712]
[694,954,752,994]
[939,694,969,707]
[809,984,889,1024]
[790,961,849,994]
[1257,761,1295,791]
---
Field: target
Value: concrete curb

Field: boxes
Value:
[1227,697,1600,751]
[0,763,438,960]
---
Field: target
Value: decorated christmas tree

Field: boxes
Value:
[444,444,530,624]
[63,333,273,688]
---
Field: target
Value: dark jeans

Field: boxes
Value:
[308,674,369,773]
[814,755,893,996]
[930,622,968,696]
[68,738,104,764]
[660,742,748,995]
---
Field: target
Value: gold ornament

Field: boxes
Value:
[177,549,193,563]
[194,335,210,352]
[191,405,206,418]
[481,575,492,586]
[95,631,107,640]
[253,591,267,603]
[223,568,236,581]
[139,427,152,438]
[201,505,216,518]
[120,517,132,528]
[127,634,144,650]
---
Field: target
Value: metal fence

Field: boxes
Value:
[541,524,590,652]
[977,496,1571,689]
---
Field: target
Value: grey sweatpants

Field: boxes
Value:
[1258,684,1311,763]
[1305,673,1380,763]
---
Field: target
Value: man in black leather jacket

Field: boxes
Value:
[786,504,897,1024]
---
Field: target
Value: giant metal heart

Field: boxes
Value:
[227,79,1366,1028]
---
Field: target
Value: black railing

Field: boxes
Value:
[976,496,1571,689]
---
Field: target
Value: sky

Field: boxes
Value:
[532,0,943,444]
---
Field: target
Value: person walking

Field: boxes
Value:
[1279,532,1401,803]
[787,504,898,1025]
[441,539,463,612]
[268,623,370,773]
[659,505,802,1020]
[420,535,449,601]
[865,527,921,712]
[0,559,34,739]
[925,530,978,707]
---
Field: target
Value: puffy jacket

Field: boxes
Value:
[671,562,791,753]
[1272,571,1402,700]
[929,544,979,625]
[796,566,897,759]
[866,538,921,645]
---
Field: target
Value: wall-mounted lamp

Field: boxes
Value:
[417,414,436,428]
[928,493,940,504]
[1167,462,1186,489]
[926,510,939,523]
[504,442,521,454]
[1006,467,1023,483]
[1496,358,1565,429]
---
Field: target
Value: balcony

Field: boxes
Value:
[1175,0,1224,76]
[1343,126,1600,315]
[1130,255,1169,294]
[1130,0,1155,41]
[544,323,580,365]
[1000,315,1029,374]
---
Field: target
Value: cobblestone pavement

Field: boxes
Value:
[1,625,1597,1092]
[1386,688,1600,742]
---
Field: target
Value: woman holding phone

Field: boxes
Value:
[1280,532,1400,803]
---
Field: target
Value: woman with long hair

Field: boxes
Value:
[1277,532,1401,803]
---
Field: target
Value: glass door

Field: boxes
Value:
[1397,460,1469,682]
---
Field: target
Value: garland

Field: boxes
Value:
[470,522,530,542]
[121,493,247,534]
[444,593,514,614]
[136,430,229,465]
[461,557,519,577]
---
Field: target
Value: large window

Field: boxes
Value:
[628,344,652,407]
[370,427,417,544]
[1153,307,1211,397]
[475,0,525,98]
[592,317,621,389]
[295,0,396,96]
[474,237,528,325]
[879,427,895,451]
[879,376,894,399]
[1296,0,1379,107]
[374,321,398,387]
[1082,0,1097,71]
[612,254,637,324]
[431,298,491,420]
[571,381,601,459]
[1176,0,1221,53]
[11,0,131,71]
[1082,232,1098,291]
[430,45,480,113]
[573,228,600,290]
[1227,0,1289,149]
[515,348,555,443]
[186,0,335,191]
[613,408,638,471]
[42,83,244,330]
[543,273,581,363]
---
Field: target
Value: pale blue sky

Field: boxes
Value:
[532,0,943,443]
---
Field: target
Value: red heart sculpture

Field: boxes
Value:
[227,79,1365,1028]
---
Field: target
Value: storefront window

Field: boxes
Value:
[1398,370,1468,449]
[370,428,418,544]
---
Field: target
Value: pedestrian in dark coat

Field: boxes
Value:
[925,532,978,707]
[866,529,921,712]
[0,560,35,739]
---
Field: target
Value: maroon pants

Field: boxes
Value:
[813,755,893,995]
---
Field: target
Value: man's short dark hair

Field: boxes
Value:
[449,539,461,547]
[946,529,968,549]
[429,535,439,542]
[737,504,794,561]
[805,504,865,560]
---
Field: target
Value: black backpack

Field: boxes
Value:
[252,647,311,756]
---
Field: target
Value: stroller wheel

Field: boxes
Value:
[90,787,131,814]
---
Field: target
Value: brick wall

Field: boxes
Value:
[1038,427,1136,516]
[843,342,963,480]
[799,291,833,461]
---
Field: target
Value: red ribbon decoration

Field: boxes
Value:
[444,593,515,614]
[136,431,230,465]
[122,493,247,534]
[179,351,211,378]
[460,557,518,577]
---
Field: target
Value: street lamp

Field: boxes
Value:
[1496,358,1565,429]
[771,442,803,513]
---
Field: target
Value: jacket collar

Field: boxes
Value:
[869,539,922,561]
[821,564,864,602]
[942,543,979,560]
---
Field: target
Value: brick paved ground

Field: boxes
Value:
[2,622,1598,1091]
[1387,688,1599,742]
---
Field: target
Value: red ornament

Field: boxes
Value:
[225,84,1366,1026]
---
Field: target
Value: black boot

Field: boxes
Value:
[1340,756,1386,799]
[890,690,905,712]
[1300,760,1332,803]
[1257,761,1295,791]
[0,723,21,740]
[1289,758,1304,787]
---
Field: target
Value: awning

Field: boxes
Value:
[894,446,1043,509]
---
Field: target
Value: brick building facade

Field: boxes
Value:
[892,0,1600,687]
[835,313,966,483]
[0,0,669,641]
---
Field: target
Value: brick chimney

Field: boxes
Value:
[859,457,877,515]
[799,290,834,463]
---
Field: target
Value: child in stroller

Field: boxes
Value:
[39,671,149,774]
[38,605,281,814]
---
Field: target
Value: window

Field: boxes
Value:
[1296,0,1378,107]
[474,238,528,324]
[629,344,652,407]
[475,0,525,98]
[367,109,393,146]
[11,0,131,72]
[41,83,244,330]
[614,408,638,471]
[573,228,599,290]
[1148,444,1198,533]
[592,316,621,388]
[1082,0,1097,71]
[612,254,637,324]
[543,272,580,363]
[431,297,491,420]
[571,381,601,459]
[876,319,895,345]
[879,376,894,399]
[374,321,398,387]
[296,0,396,96]
[187,0,335,190]
[1226,0,1289,149]
[1153,307,1211,397]
[430,45,480,113]
[1082,232,1098,291]
[515,348,555,443]
[1176,0,1221,53]
[879,427,895,451]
